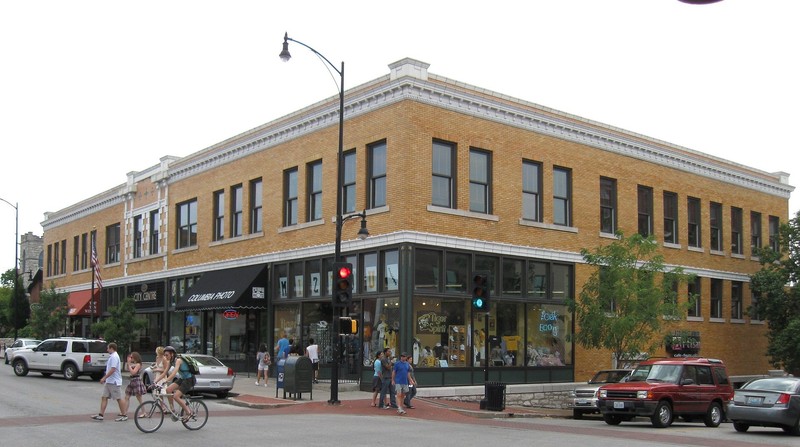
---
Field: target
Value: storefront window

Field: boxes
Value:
[415,249,441,292]
[290,261,304,298]
[363,297,401,363]
[525,303,572,366]
[302,302,333,363]
[322,257,334,296]
[306,259,322,297]
[362,252,378,293]
[410,297,467,368]
[276,264,288,299]
[551,264,572,300]
[475,255,499,296]
[274,303,300,353]
[528,261,548,298]
[383,250,399,291]
[445,252,469,294]
[215,311,246,360]
[489,302,524,366]
[502,258,523,295]
[132,313,163,354]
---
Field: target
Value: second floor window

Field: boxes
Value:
[177,199,198,248]
[149,210,160,255]
[81,233,88,269]
[769,215,780,252]
[731,207,743,255]
[750,211,762,253]
[469,148,491,214]
[710,202,722,251]
[599,177,617,234]
[710,278,722,319]
[250,178,262,233]
[284,168,298,226]
[687,276,701,318]
[307,160,323,222]
[231,184,243,237]
[432,140,455,208]
[731,281,742,320]
[553,167,572,226]
[106,223,120,263]
[523,161,542,222]
[213,190,225,241]
[688,197,701,248]
[368,141,386,209]
[73,235,79,271]
[133,215,144,258]
[663,191,678,244]
[342,150,356,214]
[637,185,653,237]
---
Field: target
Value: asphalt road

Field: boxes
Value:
[0,360,796,447]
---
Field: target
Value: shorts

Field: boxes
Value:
[102,383,123,400]
[372,376,382,392]
[174,376,196,395]
[394,383,410,395]
[311,360,319,371]
[258,363,269,372]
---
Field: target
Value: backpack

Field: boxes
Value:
[179,354,201,375]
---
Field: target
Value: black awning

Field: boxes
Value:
[176,264,268,311]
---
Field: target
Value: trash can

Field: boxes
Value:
[283,356,314,400]
[485,382,506,411]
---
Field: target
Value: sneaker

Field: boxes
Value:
[91,414,103,421]
[383,405,392,410]
[255,381,260,386]
[397,409,407,415]
[406,405,415,409]
[114,415,128,422]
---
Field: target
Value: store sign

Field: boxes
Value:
[666,331,701,356]
[223,309,239,320]
[416,311,447,334]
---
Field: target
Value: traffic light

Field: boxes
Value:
[472,271,490,311]
[332,262,353,308]
[338,317,358,335]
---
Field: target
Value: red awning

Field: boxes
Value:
[67,290,96,317]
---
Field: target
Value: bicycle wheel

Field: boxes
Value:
[181,398,208,430]
[134,400,165,433]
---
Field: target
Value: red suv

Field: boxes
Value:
[597,357,733,428]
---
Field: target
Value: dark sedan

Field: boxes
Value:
[727,376,800,435]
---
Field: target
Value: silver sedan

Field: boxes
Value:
[142,354,236,398]
[727,376,800,435]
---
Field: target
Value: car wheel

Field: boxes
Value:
[573,409,584,420]
[732,422,750,433]
[704,402,723,427]
[216,391,229,399]
[13,359,29,376]
[651,401,673,428]
[63,363,78,381]
[41,372,53,377]
[603,414,622,425]
[782,418,800,436]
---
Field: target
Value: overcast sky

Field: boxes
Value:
[1,0,798,272]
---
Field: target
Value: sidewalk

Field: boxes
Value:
[226,380,573,420]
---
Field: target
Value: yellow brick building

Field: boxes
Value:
[41,58,792,386]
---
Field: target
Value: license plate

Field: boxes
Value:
[613,401,625,409]
[97,359,107,365]
[210,381,220,388]
[746,396,764,406]
[577,400,588,405]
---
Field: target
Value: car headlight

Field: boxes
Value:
[637,390,649,399]
[599,389,607,398]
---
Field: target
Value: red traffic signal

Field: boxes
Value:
[332,262,353,307]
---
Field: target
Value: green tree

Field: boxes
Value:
[1,268,31,337]
[28,284,69,339]
[568,232,694,366]
[750,211,800,376]
[92,297,147,360]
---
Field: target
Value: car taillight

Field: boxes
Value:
[227,367,234,376]
[776,393,791,405]
[83,355,91,364]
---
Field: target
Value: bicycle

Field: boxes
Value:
[134,384,208,433]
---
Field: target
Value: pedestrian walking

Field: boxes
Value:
[392,352,412,415]
[91,342,126,421]
[256,344,270,386]
[122,351,147,418]
[305,338,320,383]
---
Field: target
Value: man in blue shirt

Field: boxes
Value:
[275,334,290,360]
[392,352,412,415]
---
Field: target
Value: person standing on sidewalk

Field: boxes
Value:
[378,348,396,409]
[91,342,126,421]
[403,359,418,409]
[371,351,383,407]
[256,344,270,386]
[391,352,412,415]
[305,338,320,383]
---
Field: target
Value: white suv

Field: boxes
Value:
[12,337,109,381]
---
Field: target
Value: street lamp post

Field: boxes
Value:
[280,32,369,405]
[0,198,20,340]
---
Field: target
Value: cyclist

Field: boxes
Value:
[154,346,195,421]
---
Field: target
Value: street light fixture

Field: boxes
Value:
[280,32,369,405]
[0,197,20,340]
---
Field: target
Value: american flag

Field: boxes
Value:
[91,237,103,291]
